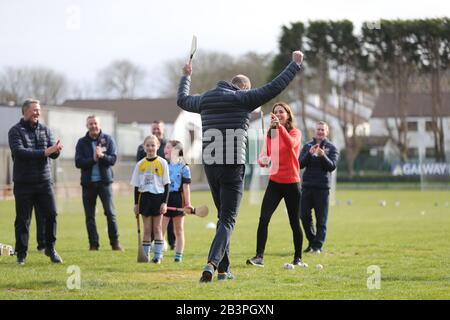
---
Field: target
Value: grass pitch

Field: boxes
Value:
[1,189,449,300]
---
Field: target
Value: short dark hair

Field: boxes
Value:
[22,98,40,114]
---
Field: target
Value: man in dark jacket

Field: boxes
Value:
[177,50,304,282]
[75,115,123,251]
[299,121,338,254]
[136,120,167,160]
[8,98,63,265]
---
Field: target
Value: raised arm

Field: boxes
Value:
[237,51,303,110]
[176,63,201,113]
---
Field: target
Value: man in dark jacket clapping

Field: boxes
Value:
[75,115,123,252]
[8,99,63,265]
[177,50,304,282]
[299,121,338,254]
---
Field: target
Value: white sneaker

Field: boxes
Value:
[292,258,308,268]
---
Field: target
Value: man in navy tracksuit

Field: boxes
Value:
[8,99,63,265]
[299,121,338,254]
[75,115,123,251]
[177,50,304,282]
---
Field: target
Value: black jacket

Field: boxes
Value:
[75,131,117,186]
[8,119,59,184]
[299,138,338,189]
[177,61,301,165]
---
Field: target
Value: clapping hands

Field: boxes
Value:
[309,144,325,157]
[44,139,63,157]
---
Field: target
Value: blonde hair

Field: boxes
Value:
[143,134,160,146]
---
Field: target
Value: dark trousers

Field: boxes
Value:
[82,182,119,247]
[14,182,58,256]
[34,206,46,250]
[256,180,303,259]
[300,188,329,250]
[18,205,50,251]
[167,218,176,248]
[204,164,245,273]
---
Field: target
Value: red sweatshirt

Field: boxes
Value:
[258,125,302,184]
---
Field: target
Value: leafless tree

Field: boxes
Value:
[0,66,67,105]
[98,60,145,99]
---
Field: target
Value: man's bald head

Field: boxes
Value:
[231,75,251,90]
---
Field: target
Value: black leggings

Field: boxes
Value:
[256,180,303,259]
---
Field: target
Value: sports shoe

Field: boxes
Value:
[217,272,236,281]
[199,263,215,283]
[37,245,46,253]
[45,249,63,264]
[312,248,322,254]
[246,256,264,267]
[89,245,99,251]
[292,257,308,268]
[16,253,26,265]
[174,256,182,263]
[112,243,124,251]
[152,258,162,264]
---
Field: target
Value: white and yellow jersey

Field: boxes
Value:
[130,156,170,194]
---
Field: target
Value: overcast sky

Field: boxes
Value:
[1,0,449,97]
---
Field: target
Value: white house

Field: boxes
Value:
[369,93,450,162]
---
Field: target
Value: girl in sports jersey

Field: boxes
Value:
[162,140,192,263]
[246,102,307,268]
[131,135,170,264]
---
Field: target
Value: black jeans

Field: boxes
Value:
[167,218,176,247]
[82,182,119,247]
[300,188,330,250]
[34,206,47,250]
[256,180,303,259]
[204,164,245,273]
[14,182,58,256]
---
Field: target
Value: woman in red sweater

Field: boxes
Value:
[246,102,307,268]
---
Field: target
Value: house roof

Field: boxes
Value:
[62,98,180,124]
[372,93,450,118]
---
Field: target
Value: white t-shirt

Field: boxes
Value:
[130,156,170,194]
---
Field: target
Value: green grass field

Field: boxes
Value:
[1,189,449,300]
